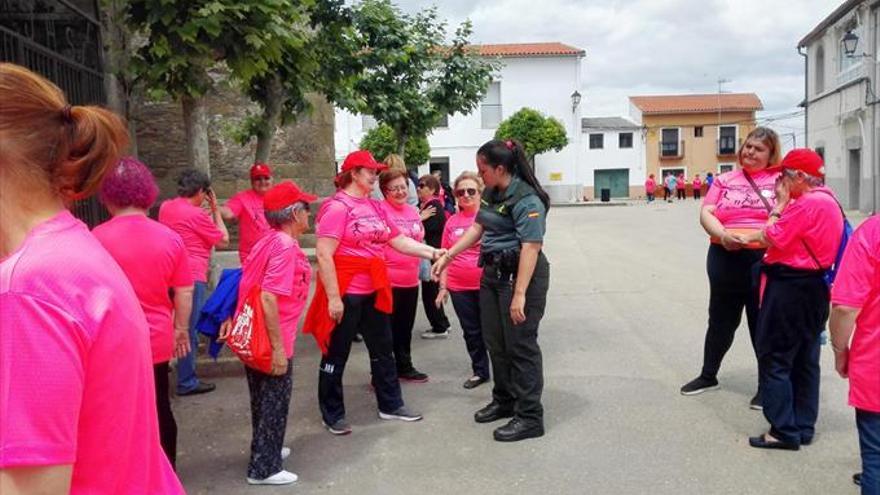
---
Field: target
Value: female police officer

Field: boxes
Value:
[433,139,551,442]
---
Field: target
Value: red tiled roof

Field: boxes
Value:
[469,42,585,58]
[629,93,763,114]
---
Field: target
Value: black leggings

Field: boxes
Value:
[391,286,419,373]
[699,244,764,380]
[154,362,177,469]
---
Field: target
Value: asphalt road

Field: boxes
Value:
[176,200,864,495]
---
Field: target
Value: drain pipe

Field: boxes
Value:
[798,46,809,148]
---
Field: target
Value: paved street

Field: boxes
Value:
[176,200,863,495]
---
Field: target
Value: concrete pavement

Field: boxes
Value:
[176,199,862,495]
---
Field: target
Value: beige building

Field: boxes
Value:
[628,93,763,192]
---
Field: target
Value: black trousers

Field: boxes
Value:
[481,252,550,424]
[318,293,403,424]
[391,286,420,373]
[756,266,827,445]
[154,362,177,470]
[677,189,686,200]
[246,359,292,479]
[699,244,764,380]
[693,190,701,200]
[449,289,491,379]
[421,280,450,332]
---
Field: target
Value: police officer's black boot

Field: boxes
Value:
[474,401,514,423]
[493,417,544,442]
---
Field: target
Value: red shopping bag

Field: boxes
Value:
[227,285,273,373]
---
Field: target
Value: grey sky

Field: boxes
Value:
[389,0,843,148]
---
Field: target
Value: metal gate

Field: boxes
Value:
[1,0,109,227]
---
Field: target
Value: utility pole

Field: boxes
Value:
[717,78,732,154]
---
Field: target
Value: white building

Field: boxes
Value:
[580,117,645,199]
[334,42,587,202]
[799,0,880,213]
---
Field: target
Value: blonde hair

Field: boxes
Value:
[383,154,406,173]
[0,63,129,200]
[454,170,484,192]
[738,126,782,168]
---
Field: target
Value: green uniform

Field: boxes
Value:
[475,176,550,426]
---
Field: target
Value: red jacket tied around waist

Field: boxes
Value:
[303,255,393,355]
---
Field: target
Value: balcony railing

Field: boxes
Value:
[659,140,684,159]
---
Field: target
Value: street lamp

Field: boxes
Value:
[571,90,582,112]
[843,30,859,57]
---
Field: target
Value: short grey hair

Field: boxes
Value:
[784,168,824,187]
[264,202,307,229]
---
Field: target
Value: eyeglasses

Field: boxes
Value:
[417,183,430,189]
[454,188,478,198]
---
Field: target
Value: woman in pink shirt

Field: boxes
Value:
[159,168,229,396]
[831,215,880,491]
[676,173,687,200]
[644,174,656,203]
[742,148,843,450]
[220,181,316,485]
[93,157,194,469]
[436,171,490,389]
[681,127,782,410]
[692,174,703,200]
[380,169,430,382]
[303,150,443,435]
[0,63,184,493]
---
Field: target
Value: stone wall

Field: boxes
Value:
[134,85,337,203]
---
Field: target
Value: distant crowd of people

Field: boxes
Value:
[644,171,714,203]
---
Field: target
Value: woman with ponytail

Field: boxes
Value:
[432,139,551,443]
[0,63,184,493]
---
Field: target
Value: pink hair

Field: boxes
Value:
[98,156,159,209]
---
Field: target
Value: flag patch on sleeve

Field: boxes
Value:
[527,212,540,218]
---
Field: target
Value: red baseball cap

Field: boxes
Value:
[263,181,317,210]
[250,162,272,179]
[781,148,825,177]
[340,150,387,173]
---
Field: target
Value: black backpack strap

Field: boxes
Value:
[743,171,773,213]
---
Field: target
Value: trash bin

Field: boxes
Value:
[600,188,611,202]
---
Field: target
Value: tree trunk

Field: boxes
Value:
[101,0,138,154]
[396,133,408,163]
[182,95,211,174]
[254,75,285,163]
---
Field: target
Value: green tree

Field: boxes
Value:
[348,0,498,162]
[126,0,306,172]
[495,108,569,160]
[236,0,363,162]
[359,124,430,168]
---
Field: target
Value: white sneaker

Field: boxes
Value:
[247,470,298,485]
[281,447,291,460]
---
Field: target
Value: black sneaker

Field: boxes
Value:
[749,392,763,411]
[398,369,429,383]
[680,376,719,396]
[853,473,861,486]
[323,419,352,436]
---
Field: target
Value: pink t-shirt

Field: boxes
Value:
[0,211,184,493]
[316,190,400,295]
[644,179,656,194]
[693,178,702,189]
[226,189,272,263]
[93,214,194,363]
[380,200,424,288]
[238,231,310,358]
[702,167,781,229]
[442,210,482,291]
[831,216,880,413]
[676,178,686,190]
[159,197,224,282]
[764,187,844,269]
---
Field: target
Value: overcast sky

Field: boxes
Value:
[388,0,843,149]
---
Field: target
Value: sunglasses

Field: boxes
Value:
[417,183,432,189]
[454,188,478,198]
